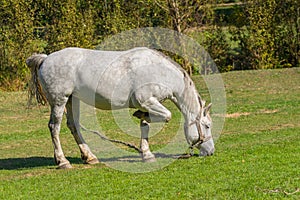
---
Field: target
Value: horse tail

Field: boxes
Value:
[26,54,48,106]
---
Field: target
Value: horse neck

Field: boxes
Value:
[174,77,200,121]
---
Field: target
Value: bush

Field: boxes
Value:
[0,0,299,90]
[230,0,300,69]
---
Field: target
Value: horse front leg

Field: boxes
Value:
[140,120,156,162]
[134,97,172,162]
[49,104,72,169]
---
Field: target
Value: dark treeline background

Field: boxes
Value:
[1,0,299,90]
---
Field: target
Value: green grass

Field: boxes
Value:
[1,68,300,199]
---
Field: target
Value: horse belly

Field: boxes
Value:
[73,81,132,110]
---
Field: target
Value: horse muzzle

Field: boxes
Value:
[199,139,215,156]
[199,148,215,156]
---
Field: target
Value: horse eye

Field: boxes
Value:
[201,122,210,129]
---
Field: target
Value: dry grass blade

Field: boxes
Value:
[284,188,300,195]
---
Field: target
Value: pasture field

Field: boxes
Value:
[1,68,300,199]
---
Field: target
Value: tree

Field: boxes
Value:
[0,0,40,90]
[41,0,96,52]
[273,0,300,67]
[154,0,216,74]
[232,0,300,69]
[0,0,99,90]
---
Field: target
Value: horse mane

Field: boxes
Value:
[151,49,201,115]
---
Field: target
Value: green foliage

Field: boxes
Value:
[43,1,96,51]
[92,0,167,42]
[244,0,279,69]
[273,0,300,68]
[202,27,233,72]
[230,0,300,69]
[0,0,96,90]
[154,0,218,74]
[0,0,169,90]
[0,0,299,90]
[1,0,37,90]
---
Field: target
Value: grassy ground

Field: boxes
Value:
[0,68,299,199]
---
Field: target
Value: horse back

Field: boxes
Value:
[39,47,184,109]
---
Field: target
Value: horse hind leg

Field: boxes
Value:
[65,96,99,165]
[49,103,72,169]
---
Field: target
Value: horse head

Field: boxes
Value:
[184,99,214,156]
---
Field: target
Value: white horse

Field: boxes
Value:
[26,47,214,169]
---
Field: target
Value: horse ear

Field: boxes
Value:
[198,95,202,106]
[198,95,206,108]
[204,103,212,116]
[202,100,206,108]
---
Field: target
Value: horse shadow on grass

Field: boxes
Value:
[0,157,82,170]
[99,153,194,163]
[0,153,193,170]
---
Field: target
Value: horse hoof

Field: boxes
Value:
[57,162,72,169]
[143,156,156,163]
[85,158,100,165]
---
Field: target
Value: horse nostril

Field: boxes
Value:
[199,151,206,157]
